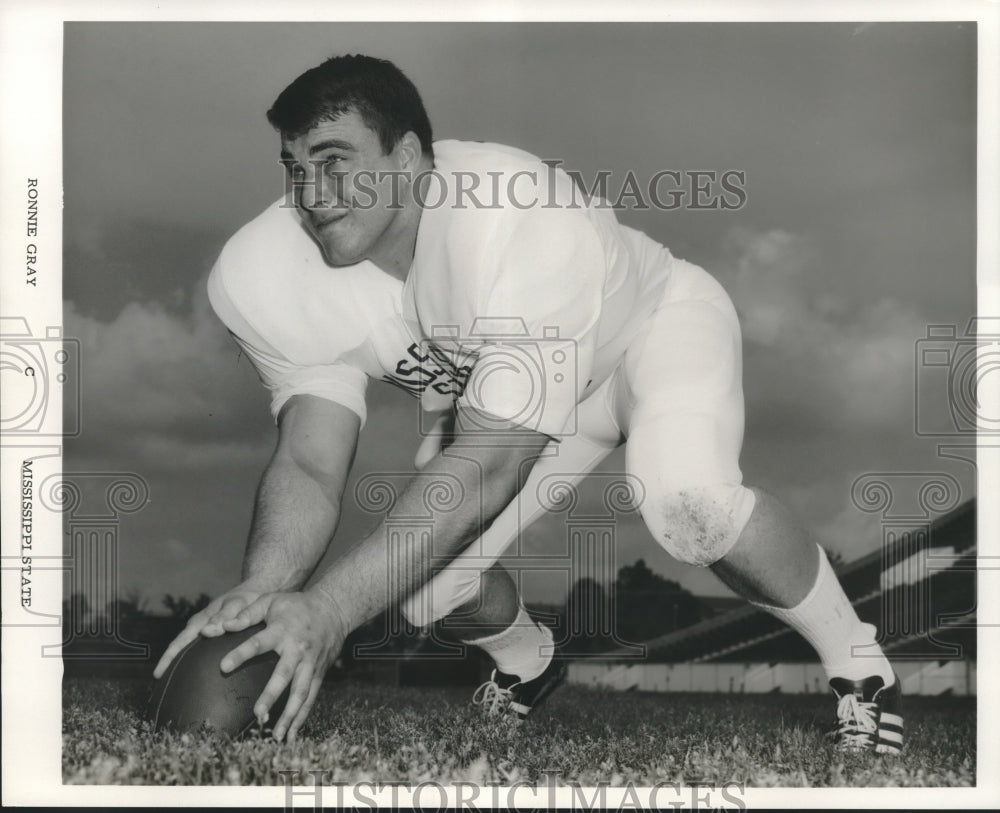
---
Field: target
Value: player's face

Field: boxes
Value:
[281,112,412,268]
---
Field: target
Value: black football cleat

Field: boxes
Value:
[472,658,567,720]
[828,673,903,754]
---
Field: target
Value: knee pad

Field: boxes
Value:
[400,564,484,628]
[644,483,756,567]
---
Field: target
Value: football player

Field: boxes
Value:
[154,55,901,754]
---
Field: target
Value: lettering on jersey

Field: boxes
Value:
[382,342,473,399]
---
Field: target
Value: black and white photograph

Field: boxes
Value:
[1,1,998,808]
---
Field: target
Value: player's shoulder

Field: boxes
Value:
[428,139,593,235]
[208,196,318,328]
[213,196,312,282]
[208,197,399,358]
[431,139,561,203]
[210,196,395,311]
[433,139,545,172]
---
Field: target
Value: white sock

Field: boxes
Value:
[461,606,553,682]
[752,544,895,686]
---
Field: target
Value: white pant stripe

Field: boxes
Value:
[879,729,903,743]
[881,712,903,727]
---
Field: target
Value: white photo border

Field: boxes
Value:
[1,0,997,808]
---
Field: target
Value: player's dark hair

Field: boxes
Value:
[267,54,434,158]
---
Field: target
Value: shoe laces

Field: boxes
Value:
[472,670,518,714]
[833,692,878,748]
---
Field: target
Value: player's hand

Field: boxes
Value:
[152,580,270,679]
[218,589,348,742]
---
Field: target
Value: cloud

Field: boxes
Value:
[778,477,885,560]
[163,537,192,560]
[64,273,273,472]
[716,227,926,434]
[706,227,976,560]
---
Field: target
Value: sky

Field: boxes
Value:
[61,21,978,609]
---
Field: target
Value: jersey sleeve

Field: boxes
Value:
[456,207,605,437]
[206,261,368,426]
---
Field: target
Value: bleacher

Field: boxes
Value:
[611,499,977,664]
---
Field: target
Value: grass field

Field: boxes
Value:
[63,676,975,787]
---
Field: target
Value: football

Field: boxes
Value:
[148,622,289,737]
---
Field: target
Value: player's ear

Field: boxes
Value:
[395,131,423,172]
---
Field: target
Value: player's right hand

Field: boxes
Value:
[152,581,266,679]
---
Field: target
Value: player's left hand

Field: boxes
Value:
[219,589,347,742]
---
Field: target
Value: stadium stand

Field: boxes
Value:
[603,498,977,668]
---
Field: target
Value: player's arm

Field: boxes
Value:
[152,394,359,678]
[310,407,549,624]
[240,394,360,588]
[220,406,549,740]
[220,202,605,740]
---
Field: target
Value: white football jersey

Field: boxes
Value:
[208,140,678,434]
[404,140,674,434]
[208,202,417,426]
